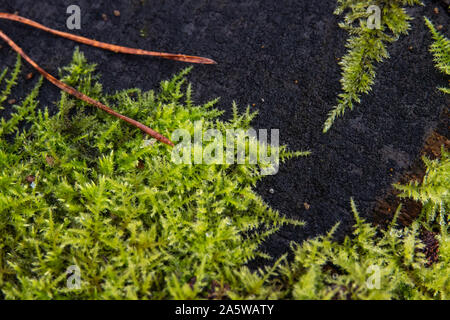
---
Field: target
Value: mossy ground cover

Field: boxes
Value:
[0,46,448,299]
[1,1,448,256]
[0,49,307,299]
[0,0,449,300]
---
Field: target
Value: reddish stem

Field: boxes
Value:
[0,13,218,146]
[0,13,216,65]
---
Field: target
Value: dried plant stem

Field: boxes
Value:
[0,13,216,65]
[0,13,218,146]
[0,29,174,146]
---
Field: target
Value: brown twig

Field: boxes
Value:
[0,13,217,146]
[0,29,175,146]
[0,13,217,64]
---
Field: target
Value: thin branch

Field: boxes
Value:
[0,13,216,65]
[0,13,219,147]
[0,30,174,146]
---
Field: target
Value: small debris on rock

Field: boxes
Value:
[140,28,148,38]
[433,7,439,14]
[25,72,34,80]
[137,160,145,170]
[437,25,443,31]
[420,229,440,266]
[8,99,16,105]
[113,10,121,17]
[45,155,55,166]
[269,188,275,194]
[101,13,108,21]
[304,202,311,210]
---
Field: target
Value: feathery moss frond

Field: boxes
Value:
[424,17,450,93]
[0,54,21,111]
[395,147,449,225]
[324,0,422,133]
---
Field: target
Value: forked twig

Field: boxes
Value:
[0,13,217,146]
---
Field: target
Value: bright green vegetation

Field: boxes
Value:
[234,147,449,299]
[272,199,448,300]
[279,17,450,299]
[0,21,448,299]
[391,18,449,226]
[424,17,450,94]
[0,50,306,299]
[324,0,422,133]
[395,147,449,225]
[235,144,449,299]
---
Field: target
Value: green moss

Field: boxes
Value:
[0,49,305,299]
[324,0,422,133]
[395,147,449,225]
[275,199,449,299]
[424,17,450,94]
[0,46,448,300]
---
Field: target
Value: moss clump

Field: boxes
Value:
[273,198,449,300]
[0,49,305,299]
